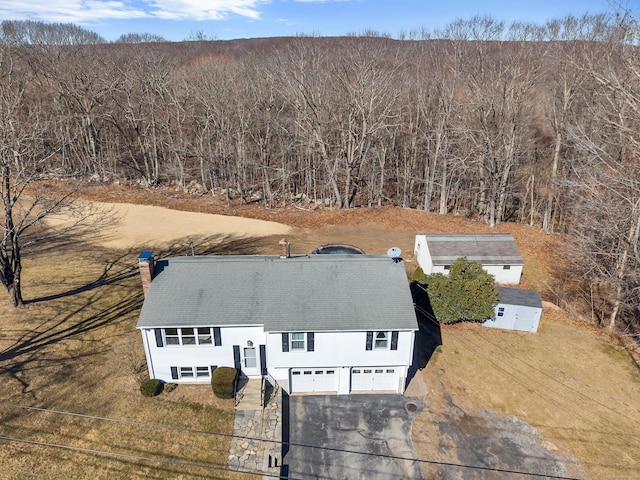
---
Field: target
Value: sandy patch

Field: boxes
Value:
[47,201,292,250]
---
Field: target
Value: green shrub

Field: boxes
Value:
[411,266,427,283]
[140,379,163,397]
[422,257,499,324]
[164,383,177,394]
[211,367,238,399]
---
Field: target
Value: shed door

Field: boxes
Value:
[290,368,337,393]
[513,307,537,332]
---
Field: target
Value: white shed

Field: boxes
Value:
[414,233,524,284]
[483,287,543,333]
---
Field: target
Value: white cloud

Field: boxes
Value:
[0,0,269,24]
[0,1,147,23]
[149,0,267,21]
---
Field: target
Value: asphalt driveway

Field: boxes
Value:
[281,394,425,480]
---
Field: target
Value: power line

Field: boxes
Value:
[413,283,640,425]
[0,433,295,480]
[0,400,585,480]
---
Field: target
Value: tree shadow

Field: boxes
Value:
[27,234,270,305]
[156,233,277,258]
[406,282,442,386]
[3,233,275,395]
[0,289,142,395]
[26,251,139,305]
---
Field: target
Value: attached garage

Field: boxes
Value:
[351,367,400,392]
[484,287,543,333]
[290,368,338,393]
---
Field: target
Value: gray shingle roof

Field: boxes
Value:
[497,287,542,308]
[137,255,418,332]
[420,234,523,265]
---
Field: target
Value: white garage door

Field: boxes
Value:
[351,368,399,392]
[290,368,338,393]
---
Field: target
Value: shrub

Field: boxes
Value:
[414,257,499,324]
[140,379,163,397]
[411,266,427,283]
[164,383,177,394]
[211,367,238,399]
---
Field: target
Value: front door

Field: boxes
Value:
[242,346,259,376]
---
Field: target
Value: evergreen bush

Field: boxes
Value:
[211,367,238,399]
[140,378,163,397]
[415,257,499,324]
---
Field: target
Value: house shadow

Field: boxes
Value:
[406,282,442,387]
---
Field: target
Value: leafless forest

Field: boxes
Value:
[1,16,639,338]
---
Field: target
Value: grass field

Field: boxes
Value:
[0,244,254,479]
[0,194,638,479]
[412,309,640,479]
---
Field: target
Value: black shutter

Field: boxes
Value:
[213,327,222,346]
[210,365,218,374]
[259,344,267,375]
[391,331,399,350]
[233,346,241,370]
[366,331,373,351]
[154,329,164,347]
[307,332,315,352]
[281,333,289,352]
[170,366,178,380]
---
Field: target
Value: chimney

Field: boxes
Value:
[278,238,290,259]
[138,251,155,296]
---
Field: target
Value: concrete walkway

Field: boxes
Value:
[228,379,282,478]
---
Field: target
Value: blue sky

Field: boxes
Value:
[0,0,631,41]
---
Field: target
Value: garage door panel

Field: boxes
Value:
[291,368,337,393]
[351,367,399,392]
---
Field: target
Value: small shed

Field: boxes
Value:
[413,233,524,284]
[483,287,543,333]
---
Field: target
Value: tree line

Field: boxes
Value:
[0,15,638,339]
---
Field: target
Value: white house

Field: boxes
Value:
[136,242,418,395]
[483,287,543,333]
[414,233,524,284]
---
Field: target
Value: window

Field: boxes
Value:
[375,331,389,349]
[444,265,451,270]
[197,328,212,344]
[503,265,511,270]
[366,331,398,350]
[165,328,180,345]
[244,347,257,368]
[163,327,221,346]
[497,307,505,317]
[291,332,305,350]
[173,366,211,379]
[181,328,196,345]
[283,332,314,352]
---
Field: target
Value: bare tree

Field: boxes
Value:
[0,44,108,306]
[566,18,640,330]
